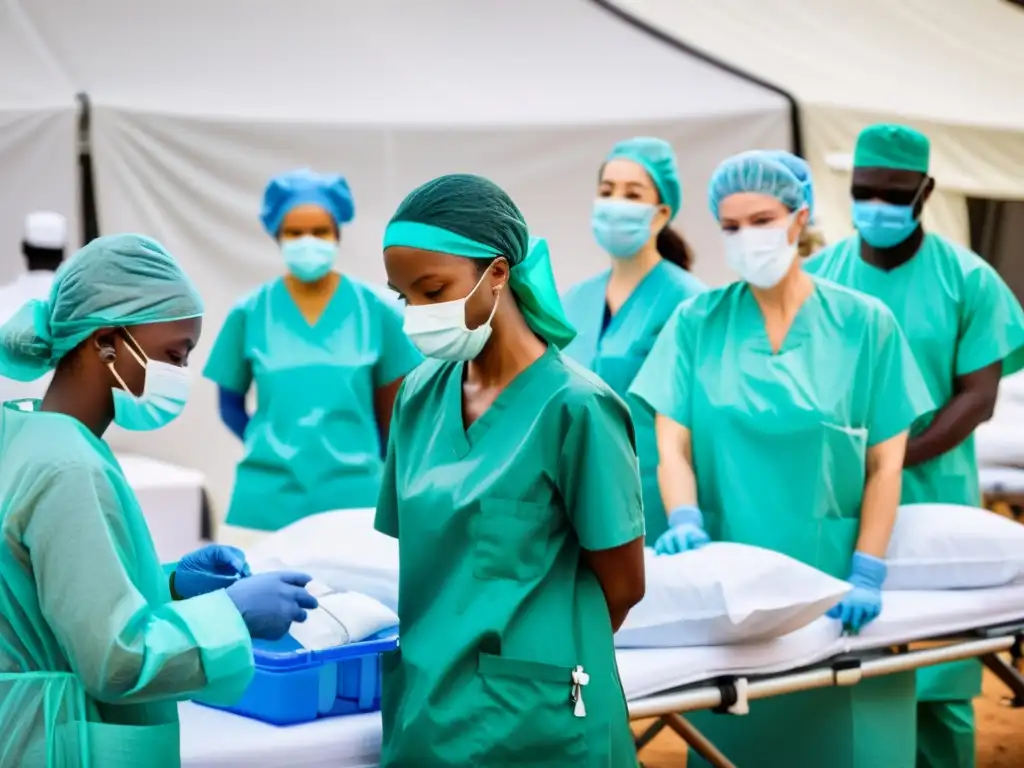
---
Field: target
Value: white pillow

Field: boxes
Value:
[246,509,399,611]
[615,543,850,649]
[884,503,1024,590]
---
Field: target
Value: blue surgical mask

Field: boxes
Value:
[591,200,656,259]
[108,330,190,432]
[282,236,338,282]
[852,185,925,249]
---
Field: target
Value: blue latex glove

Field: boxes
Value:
[827,551,886,634]
[174,544,251,599]
[653,505,711,556]
[226,571,320,641]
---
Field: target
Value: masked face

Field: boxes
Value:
[850,170,929,249]
[722,213,800,290]
[282,236,338,282]
[592,159,669,259]
[402,265,501,361]
[107,329,190,431]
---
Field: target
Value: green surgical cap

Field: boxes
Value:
[606,137,682,218]
[0,234,203,381]
[853,124,930,173]
[708,150,807,220]
[384,174,576,348]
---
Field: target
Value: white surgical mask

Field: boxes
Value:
[722,216,798,289]
[402,269,500,361]
[108,329,191,432]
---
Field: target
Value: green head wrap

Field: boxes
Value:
[853,124,930,174]
[0,233,204,382]
[383,174,576,348]
[606,137,682,218]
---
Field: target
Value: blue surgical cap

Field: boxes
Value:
[707,150,807,220]
[260,169,355,237]
[764,150,816,224]
[0,234,203,381]
[606,137,682,218]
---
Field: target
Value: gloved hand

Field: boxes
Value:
[653,505,711,556]
[827,551,886,634]
[226,571,320,641]
[173,544,251,599]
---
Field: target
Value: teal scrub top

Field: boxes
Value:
[629,278,932,580]
[563,260,706,544]
[806,233,1024,507]
[375,347,644,767]
[203,276,422,531]
[0,401,253,767]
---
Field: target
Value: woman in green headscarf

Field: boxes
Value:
[375,174,646,766]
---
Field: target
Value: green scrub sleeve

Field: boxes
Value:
[955,264,1024,377]
[866,310,937,446]
[374,383,405,539]
[202,303,252,395]
[373,297,423,388]
[558,389,645,551]
[628,305,694,428]
[22,462,254,706]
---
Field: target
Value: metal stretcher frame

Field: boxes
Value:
[626,620,1024,768]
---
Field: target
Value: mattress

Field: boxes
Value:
[980,466,1024,495]
[179,582,1024,767]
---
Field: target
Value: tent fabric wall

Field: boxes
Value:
[0,1,78,283]
[24,0,790,518]
[605,0,1024,247]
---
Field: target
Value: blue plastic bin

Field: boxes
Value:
[198,631,398,725]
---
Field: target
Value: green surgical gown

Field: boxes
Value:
[0,401,254,767]
[629,278,932,768]
[375,347,644,767]
[204,276,422,531]
[563,260,705,544]
[806,233,1024,767]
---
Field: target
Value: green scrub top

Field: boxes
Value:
[563,260,706,543]
[806,233,1024,507]
[629,278,931,580]
[375,347,644,767]
[204,276,422,531]
[807,233,1024,713]
[0,401,254,767]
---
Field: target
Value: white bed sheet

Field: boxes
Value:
[118,453,207,561]
[179,583,1024,767]
[980,466,1024,495]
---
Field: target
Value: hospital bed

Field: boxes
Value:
[119,454,213,561]
[178,582,1024,768]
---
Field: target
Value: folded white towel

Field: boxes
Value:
[288,589,399,651]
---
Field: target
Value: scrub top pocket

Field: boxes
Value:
[475,653,588,765]
[473,499,553,582]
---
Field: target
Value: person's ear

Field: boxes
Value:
[923,177,936,204]
[93,329,118,364]
[489,258,511,294]
[652,204,672,233]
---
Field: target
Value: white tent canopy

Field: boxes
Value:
[0,0,78,282]
[605,0,1024,245]
[23,0,790,516]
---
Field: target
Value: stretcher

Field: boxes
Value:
[981,466,1024,521]
[178,582,1024,768]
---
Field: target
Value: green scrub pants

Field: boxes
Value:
[916,700,975,768]
[686,672,917,768]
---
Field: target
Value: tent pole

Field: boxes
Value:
[76,92,99,244]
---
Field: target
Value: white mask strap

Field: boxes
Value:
[107,329,148,396]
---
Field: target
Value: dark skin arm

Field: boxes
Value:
[905,361,1001,467]
[373,377,404,445]
[583,537,646,632]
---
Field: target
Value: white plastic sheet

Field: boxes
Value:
[615,544,850,648]
[885,503,1024,590]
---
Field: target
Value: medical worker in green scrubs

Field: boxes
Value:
[0,235,318,767]
[630,151,933,768]
[205,169,422,531]
[806,124,1024,768]
[376,174,646,766]
[563,137,705,544]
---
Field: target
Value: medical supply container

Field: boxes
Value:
[198,632,398,725]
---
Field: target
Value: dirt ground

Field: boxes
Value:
[632,667,1024,767]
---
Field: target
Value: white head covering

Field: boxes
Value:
[23,211,68,250]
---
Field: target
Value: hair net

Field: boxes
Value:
[707,150,807,220]
[764,150,817,224]
[0,234,204,381]
[260,169,355,237]
[383,174,576,348]
[605,137,682,218]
